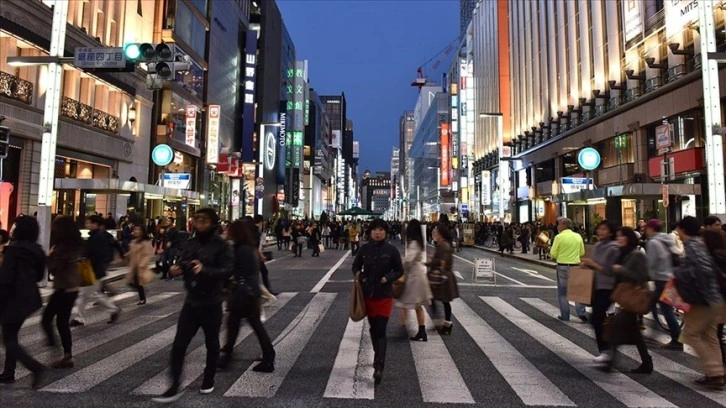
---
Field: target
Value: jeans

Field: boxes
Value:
[224,300,274,363]
[650,280,681,342]
[72,280,119,323]
[683,304,725,377]
[2,322,44,376]
[556,265,586,320]
[170,303,223,385]
[590,289,612,353]
[42,289,78,354]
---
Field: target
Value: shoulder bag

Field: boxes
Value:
[611,281,652,314]
[349,271,366,321]
[77,258,96,287]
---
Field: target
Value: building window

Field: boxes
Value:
[646,111,705,158]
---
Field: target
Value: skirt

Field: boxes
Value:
[365,298,394,318]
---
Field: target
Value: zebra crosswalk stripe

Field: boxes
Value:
[451,298,574,406]
[323,318,375,400]
[133,292,298,395]
[26,292,138,328]
[224,292,337,398]
[522,297,726,406]
[482,296,677,408]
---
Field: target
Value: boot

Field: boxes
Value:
[51,353,74,369]
[373,337,387,385]
[438,321,453,335]
[410,325,427,342]
[630,356,653,374]
[217,352,232,370]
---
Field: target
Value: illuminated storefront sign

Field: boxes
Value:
[481,170,491,205]
[185,106,196,147]
[277,107,287,184]
[665,0,700,38]
[206,105,220,164]
[440,123,451,187]
[242,30,258,162]
[622,0,644,45]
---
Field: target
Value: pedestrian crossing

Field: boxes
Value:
[2,290,725,407]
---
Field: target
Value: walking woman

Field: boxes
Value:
[126,224,154,305]
[580,221,619,364]
[428,224,459,335]
[219,219,275,373]
[0,216,47,387]
[352,219,403,385]
[397,219,433,341]
[42,216,84,369]
[602,226,653,373]
[309,223,322,257]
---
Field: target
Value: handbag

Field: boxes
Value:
[77,258,96,287]
[318,244,325,253]
[611,281,652,314]
[228,279,253,313]
[603,312,640,345]
[392,275,406,299]
[349,271,366,321]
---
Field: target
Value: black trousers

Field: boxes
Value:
[350,241,360,255]
[311,240,320,256]
[591,289,613,353]
[2,322,44,376]
[42,289,79,354]
[128,274,146,302]
[431,300,452,321]
[367,316,389,370]
[610,311,650,365]
[223,300,275,363]
[170,303,223,385]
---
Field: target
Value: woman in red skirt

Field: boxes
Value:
[352,219,403,385]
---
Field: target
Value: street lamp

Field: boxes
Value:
[480,112,507,222]
[257,122,281,216]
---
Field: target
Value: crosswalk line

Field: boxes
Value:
[24,292,138,328]
[224,292,337,398]
[482,296,677,408]
[451,299,574,406]
[41,324,178,393]
[323,318,375,400]
[407,308,474,404]
[13,293,181,380]
[133,292,298,395]
[522,297,726,405]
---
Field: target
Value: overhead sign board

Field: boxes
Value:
[655,123,673,152]
[560,177,595,194]
[74,47,126,69]
[162,173,191,190]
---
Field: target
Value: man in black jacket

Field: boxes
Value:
[152,208,233,404]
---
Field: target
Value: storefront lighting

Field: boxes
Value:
[586,198,606,205]
[128,104,136,125]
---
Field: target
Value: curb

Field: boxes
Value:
[470,245,557,269]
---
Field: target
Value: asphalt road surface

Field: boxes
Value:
[0,239,723,408]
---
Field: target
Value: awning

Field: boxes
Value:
[54,178,200,201]
[552,183,701,204]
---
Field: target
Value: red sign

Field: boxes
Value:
[440,123,451,187]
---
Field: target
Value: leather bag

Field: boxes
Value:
[227,280,253,313]
[392,274,406,299]
[77,259,96,287]
[349,271,366,321]
[611,282,652,314]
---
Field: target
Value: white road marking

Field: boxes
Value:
[453,270,465,280]
[266,253,293,264]
[311,251,351,292]
[482,296,676,408]
[510,267,555,282]
[406,308,475,404]
[26,292,137,327]
[453,254,526,286]
[224,292,337,398]
[452,299,574,406]
[458,283,557,289]
[324,319,375,400]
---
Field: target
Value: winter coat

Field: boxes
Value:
[428,240,459,302]
[592,239,619,290]
[352,240,403,299]
[674,237,723,306]
[645,233,677,281]
[0,241,46,323]
[87,229,113,279]
[47,244,83,291]
[397,241,433,308]
[616,249,650,285]
[232,243,261,298]
[125,239,154,285]
[176,231,234,308]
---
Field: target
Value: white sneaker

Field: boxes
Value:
[593,352,612,363]
[260,309,267,322]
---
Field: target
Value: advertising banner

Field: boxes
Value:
[185,106,196,147]
[665,0,700,39]
[242,30,258,162]
[440,123,451,187]
[622,0,644,45]
[481,170,491,205]
[277,104,287,185]
[206,105,220,164]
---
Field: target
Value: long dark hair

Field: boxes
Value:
[406,219,424,250]
[435,223,453,244]
[702,229,726,257]
[51,216,84,249]
[226,219,258,247]
[12,216,40,243]
[616,226,639,263]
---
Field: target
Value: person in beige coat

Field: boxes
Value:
[126,224,154,305]
[397,219,433,342]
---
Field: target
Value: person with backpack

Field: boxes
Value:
[70,215,121,327]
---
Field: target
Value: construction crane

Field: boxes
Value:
[411,36,461,90]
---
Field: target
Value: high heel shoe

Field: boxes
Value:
[410,332,428,342]
[437,321,453,335]
[137,300,147,305]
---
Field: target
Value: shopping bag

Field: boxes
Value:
[566,267,594,305]
[318,244,325,253]
[659,278,692,313]
[349,271,366,321]
[77,258,96,287]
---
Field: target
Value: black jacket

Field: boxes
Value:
[232,243,261,297]
[177,231,234,307]
[87,229,113,279]
[0,241,46,323]
[352,240,403,299]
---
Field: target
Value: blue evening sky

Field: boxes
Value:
[277,0,459,175]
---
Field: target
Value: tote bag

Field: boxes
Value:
[77,259,96,287]
[349,271,366,321]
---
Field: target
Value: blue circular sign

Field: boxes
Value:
[255,190,264,200]
[152,144,174,166]
[578,147,601,171]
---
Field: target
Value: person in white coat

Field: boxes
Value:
[397,219,433,341]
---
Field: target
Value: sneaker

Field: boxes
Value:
[260,309,267,323]
[200,378,214,394]
[252,361,275,373]
[151,386,184,403]
[695,376,726,390]
[660,341,684,351]
[51,356,74,369]
[108,308,121,324]
[69,319,84,327]
[593,352,612,363]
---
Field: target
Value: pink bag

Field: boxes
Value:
[659,278,691,313]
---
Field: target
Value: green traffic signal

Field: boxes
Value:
[123,43,141,61]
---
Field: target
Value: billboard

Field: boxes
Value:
[277,104,287,185]
[622,0,644,45]
[481,170,491,205]
[440,123,451,187]
[185,106,196,147]
[242,30,258,162]
[665,0,700,39]
[206,105,221,164]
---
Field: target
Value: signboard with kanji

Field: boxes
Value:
[74,47,127,69]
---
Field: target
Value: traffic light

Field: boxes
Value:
[123,42,190,89]
[0,126,10,159]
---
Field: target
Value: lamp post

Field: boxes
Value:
[480,113,506,221]
[257,122,281,216]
